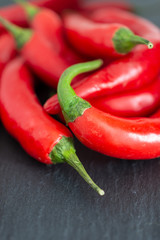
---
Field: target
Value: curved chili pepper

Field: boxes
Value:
[0,18,72,89]
[0,57,104,196]
[0,0,79,32]
[79,1,133,12]
[63,12,153,58]
[44,12,160,115]
[58,60,160,160]
[90,76,160,118]
[44,42,160,115]
[16,0,82,65]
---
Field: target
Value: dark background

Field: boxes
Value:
[1,0,160,240]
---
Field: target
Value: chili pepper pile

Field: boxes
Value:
[1,0,160,196]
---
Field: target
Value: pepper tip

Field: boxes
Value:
[98,189,105,196]
[148,42,154,49]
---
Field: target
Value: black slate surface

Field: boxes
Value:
[1,0,160,240]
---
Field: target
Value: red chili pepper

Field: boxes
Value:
[0,33,16,77]
[44,12,160,115]
[0,18,73,89]
[85,7,158,40]
[79,1,133,12]
[63,12,153,58]
[0,0,79,32]
[16,1,82,65]
[44,42,160,115]
[90,76,160,118]
[0,33,17,119]
[0,57,104,196]
[57,60,160,160]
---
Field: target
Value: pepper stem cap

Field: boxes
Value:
[14,0,40,22]
[113,27,153,54]
[58,59,103,123]
[0,17,32,50]
[50,136,105,196]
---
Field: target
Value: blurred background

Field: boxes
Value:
[0,0,160,25]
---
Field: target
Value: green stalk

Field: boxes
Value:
[58,59,103,123]
[113,27,153,54]
[14,0,40,22]
[50,136,105,196]
[57,60,104,195]
[0,17,32,50]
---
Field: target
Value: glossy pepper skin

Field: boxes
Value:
[90,76,160,118]
[0,58,71,164]
[0,33,17,118]
[0,18,73,89]
[0,57,104,196]
[71,108,160,160]
[86,7,156,39]
[44,42,160,115]
[18,2,82,65]
[0,0,79,33]
[20,31,71,88]
[44,11,160,115]
[58,60,160,160]
[63,12,153,58]
[0,33,16,77]
[45,76,160,121]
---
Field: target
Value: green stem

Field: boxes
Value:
[58,59,103,123]
[14,0,40,22]
[0,17,32,50]
[50,136,105,196]
[56,61,104,194]
[113,27,153,54]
